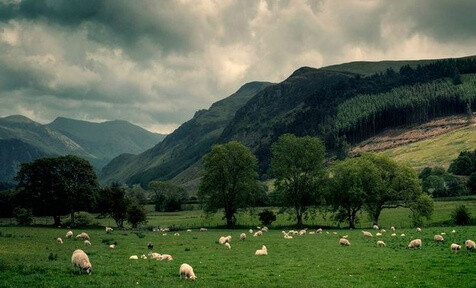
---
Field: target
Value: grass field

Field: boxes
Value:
[0,225,475,288]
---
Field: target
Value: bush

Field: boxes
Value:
[74,212,99,227]
[258,210,276,226]
[127,203,147,228]
[13,208,33,225]
[451,205,471,226]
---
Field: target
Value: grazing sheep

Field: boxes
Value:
[71,249,92,274]
[179,263,197,280]
[149,252,161,259]
[257,226,261,230]
[240,233,247,241]
[66,231,73,239]
[451,229,456,234]
[174,233,180,236]
[316,228,323,233]
[224,243,231,249]
[76,232,90,241]
[84,240,91,246]
[219,236,226,244]
[441,232,446,235]
[373,225,379,230]
[141,254,147,259]
[299,230,306,236]
[158,254,173,261]
[376,233,382,237]
[147,242,154,250]
[332,232,338,235]
[408,239,422,249]
[391,226,395,232]
[129,255,139,260]
[187,229,192,232]
[391,233,397,237]
[434,235,444,242]
[451,243,461,252]
[262,227,269,232]
[339,238,351,246]
[342,235,349,239]
[253,231,263,237]
[362,231,373,238]
[200,228,207,232]
[377,240,386,247]
[161,227,170,232]
[109,244,115,249]
[416,227,422,232]
[255,245,268,255]
[57,238,63,244]
[465,240,475,250]
[309,231,315,235]
[380,229,386,233]
[105,227,113,234]
[162,233,167,236]
[249,229,253,234]
[400,234,406,237]
[284,234,293,239]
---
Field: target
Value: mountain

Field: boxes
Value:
[101,55,476,192]
[0,115,165,182]
[100,81,273,185]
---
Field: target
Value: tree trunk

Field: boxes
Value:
[296,207,303,227]
[53,215,61,226]
[372,207,382,226]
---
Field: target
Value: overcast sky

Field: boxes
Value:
[1,0,475,134]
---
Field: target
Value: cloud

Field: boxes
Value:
[0,0,475,134]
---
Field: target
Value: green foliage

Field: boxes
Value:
[12,208,32,225]
[73,212,99,227]
[451,205,471,226]
[97,183,130,228]
[448,150,476,176]
[409,194,434,227]
[258,210,276,226]
[149,181,188,212]
[198,141,259,228]
[125,184,148,205]
[127,202,147,229]
[270,134,326,226]
[468,172,476,194]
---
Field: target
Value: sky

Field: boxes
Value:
[1,0,475,134]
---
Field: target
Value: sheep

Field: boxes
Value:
[158,254,173,261]
[373,224,379,230]
[187,229,192,232]
[284,234,293,239]
[332,232,338,235]
[71,249,92,274]
[179,263,197,280]
[376,233,382,237]
[105,227,113,234]
[84,240,91,246]
[249,229,253,234]
[316,228,323,233]
[57,237,63,244]
[450,243,461,252]
[377,240,386,247]
[465,239,475,250]
[200,228,207,232]
[174,233,180,236]
[391,226,395,232]
[362,231,373,238]
[342,235,349,239]
[147,242,154,250]
[109,244,115,249]
[224,243,231,249]
[253,231,263,237]
[434,235,444,242]
[400,234,406,237]
[380,229,386,233]
[76,232,90,241]
[261,227,269,232]
[299,229,307,236]
[441,232,446,235]
[149,252,161,259]
[162,233,167,236]
[309,231,315,235]
[240,233,247,241]
[416,227,422,232]
[408,239,422,249]
[391,233,397,237]
[339,238,351,246]
[161,227,170,232]
[219,236,227,244]
[141,254,147,259]
[66,231,73,239]
[129,255,139,260]
[255,245,268,255]
[451,229,456,234]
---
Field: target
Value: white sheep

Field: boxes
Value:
[391,226,395,232]
[57,237,63,244]
[129,255,139,260]
[299,229,307,236]
[380,229,386,233]
[219,236,226,244]
[400,234,405,237]
[362,231,373,238]
[451,229,456,234]
[149,252,161,259]
[179,263,197,280]
[261,227,269,232]
[109,244,115,249]
[66,231,73,239]
[105,227,113,234]
[249,229,253,234]
[141,254,147,259]
[416,227,421,232]
[375,233,382,237]
[408,239,422,249]
[224,243,231,249]
[187,229,192,232]
[253,231,263,237]
[309,231,315,235]
[158,254,173,261]
[284,234,293,239]
[342,235,349,239]
[255,245,267,255]
[76,232,90,241]
[71,249,92,274]
[316,228,323,233]
[465,239,475,250]
[240,233,247,241]
[450,243,461,252]
[174,232,180,236]
[200,228,207,232]
[84,240,91,246]
[434,235,444,242]
[373,224,379,230]
[391,233,397,237]
[339,238,351,246]
[377,240,386,247]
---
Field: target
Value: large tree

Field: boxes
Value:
[270,134,326,227]
[149,181,188,212]
[198,141,259,228]
[97,182,130,228]
[15,155,99,226]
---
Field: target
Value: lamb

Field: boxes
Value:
[76,232,90,241]
[71,249,92,274]
[149,252,161,259]
[339,238,351,246]
[84,240,91,246]
[362,231,373,238]
[224,243,231,249]
[249,229,253,234]
[377,240,386,247]
[200,228,207,232]
[66,231,73,239]
[434,235,444,242]
[255,245,268,255]
[465,239,475,250]
[57,237,63,244]
[450,243,461,252]
[253,231,263,237]
[416,227,422,232]
[375,233,382,237]
[240,233,247,241]
[179,263,197,280]
[105,227,113,234]
[187,229,192,232]
[373,224,379,230]
[299,229,307,236]
[408,239,422,249]
[129,255,139,260]
[109,244,115,249]
[219,235,232,244]
[141,254,147,259]
[158,254,173,261]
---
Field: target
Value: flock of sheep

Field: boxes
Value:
[59,224,474,282]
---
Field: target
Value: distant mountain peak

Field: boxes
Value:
[1,115,36,123]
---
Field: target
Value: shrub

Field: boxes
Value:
[258,210,277,226]
[127,203,147,228]
[451,205,471,226]
[74,212,99,227]
[13,208,33,225]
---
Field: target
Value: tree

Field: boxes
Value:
[198,141,259,228]
[409,194,434,227]
[15,155,99,226]
[448,150,476,176]
[149,181,188,212]
[125,184,148,205]
[270,134,326,227]
[127,202,147,228]
[258,210,276,226]
[468,172,476,194]
[97,182,130,228]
